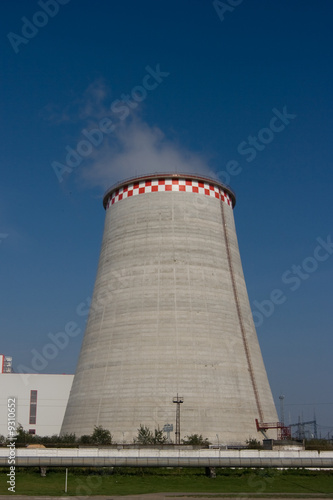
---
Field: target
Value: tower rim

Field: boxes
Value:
[102,172,236,209]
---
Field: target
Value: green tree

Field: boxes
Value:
[181,434,210,446]
[15,423,34,444]
[58,433,77,444]
[135,425,154,444]
[79,434,93,444]
[246,438,262,449]
[91,426,112,445]
[134,425,167,444]
[152,427,167,444]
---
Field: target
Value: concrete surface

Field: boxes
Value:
[61,174,278,444]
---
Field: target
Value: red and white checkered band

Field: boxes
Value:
[105,179,233,209]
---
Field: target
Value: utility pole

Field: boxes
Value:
[279,394,285,425]
[173,394,184,444]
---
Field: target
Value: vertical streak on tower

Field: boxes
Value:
[219,197,264,422]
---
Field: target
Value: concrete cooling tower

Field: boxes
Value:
[61,173,278,444]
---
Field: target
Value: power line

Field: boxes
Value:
[285,402,333,406]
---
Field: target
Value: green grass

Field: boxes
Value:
[0,468,332,496]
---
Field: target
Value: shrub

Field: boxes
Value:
[181,434,210,446]
[91,425,112,445]
[134,425,167,444]
[246,438,263,449]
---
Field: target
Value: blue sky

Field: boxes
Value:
[1,0,332,435]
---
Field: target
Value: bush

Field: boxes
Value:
[305,439,333,451]
[12,425,78,446]
[9,423,113,447]
[79,434,93,445]
[246,438,262,449]
[91,426,112,445]
[134,425,167,444]
[181,434,210,446]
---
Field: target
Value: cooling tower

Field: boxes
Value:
[61,173,278,444]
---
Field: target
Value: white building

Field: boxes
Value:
[0,372,73,437]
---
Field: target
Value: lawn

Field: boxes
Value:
[0,468,332,497]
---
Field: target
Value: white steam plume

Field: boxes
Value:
[80,117,213,190]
